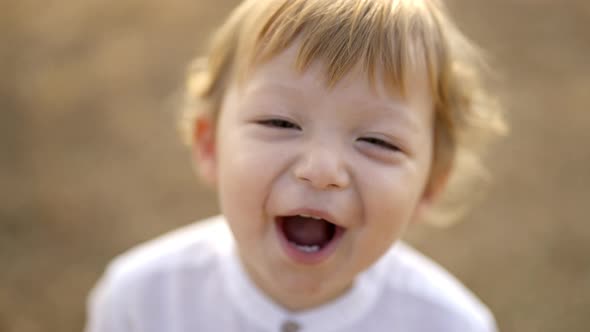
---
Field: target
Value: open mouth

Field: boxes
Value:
[275,214,345,263]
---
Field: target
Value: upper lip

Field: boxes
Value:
[278,208,344,228]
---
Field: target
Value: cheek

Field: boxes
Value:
[355,173,421,261]
[217,147,264,208]
[215,135,285,230]
[362,167,426,223]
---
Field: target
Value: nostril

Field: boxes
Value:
[294,169,349,190]
[293,151,350,190]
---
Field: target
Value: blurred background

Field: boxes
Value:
[1,0,588,331]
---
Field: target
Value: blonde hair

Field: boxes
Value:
[180,0,506,225]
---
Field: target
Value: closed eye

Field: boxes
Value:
[358,137,401,152]
[257,118,301,130]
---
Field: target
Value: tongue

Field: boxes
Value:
[282,216,334,246]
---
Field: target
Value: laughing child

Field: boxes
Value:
[85,0,506,331]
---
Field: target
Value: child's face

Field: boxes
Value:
[195,43,437,310]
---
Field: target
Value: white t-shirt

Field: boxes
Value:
[85,215,497,332]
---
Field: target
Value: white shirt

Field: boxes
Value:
[85,215,497,332]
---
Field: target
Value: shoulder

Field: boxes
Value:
[376,242,497,332]
[105,215,231,280]
[89,215,232,307]
[85,215,232,331]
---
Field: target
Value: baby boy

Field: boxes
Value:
[85,0,505,331]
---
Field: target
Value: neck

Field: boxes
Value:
[238,253,354,312]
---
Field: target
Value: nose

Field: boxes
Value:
[293,144,351,190]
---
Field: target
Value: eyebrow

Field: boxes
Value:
[346,98,423,134]
[243,80,305,100]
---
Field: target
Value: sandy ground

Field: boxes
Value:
[1,0,589,331]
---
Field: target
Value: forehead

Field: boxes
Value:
[240,41,432,106]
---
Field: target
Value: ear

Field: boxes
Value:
[191,115,217,186]
[411,169,451,224]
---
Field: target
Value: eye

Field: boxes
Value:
[358,137,401,152]
[257,118,301,130]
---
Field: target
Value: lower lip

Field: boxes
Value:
[275,219,345,265]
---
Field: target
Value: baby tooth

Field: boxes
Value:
[293,243,320,253]
[298,214,323,220]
